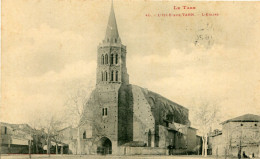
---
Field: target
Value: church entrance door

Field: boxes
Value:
[97,137,112,155]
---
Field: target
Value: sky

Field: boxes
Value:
[1,0,260,129]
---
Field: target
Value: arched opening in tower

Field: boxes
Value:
[97,137,112,155]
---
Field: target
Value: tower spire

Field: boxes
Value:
[97,0,128,85]
[105,0,120,43]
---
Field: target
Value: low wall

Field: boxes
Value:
[171,149,189,155]
[1,144,29,154]
[117,147,167,155]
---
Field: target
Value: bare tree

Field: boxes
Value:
[64,81,94,155]
[51,120,64,155]
[28,117,46,155]
[45,115,63,156]
[29,113,63,157]
[55,129,66,155]
[192,101,220,157]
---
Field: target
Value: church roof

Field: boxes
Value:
[117,84,190,127]
[221,114,260,124]
[105,1,119,40]
[134,85,190,125]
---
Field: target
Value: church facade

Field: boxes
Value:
[74,3,199,155]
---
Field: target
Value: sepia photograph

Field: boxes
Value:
[1,0,260,159]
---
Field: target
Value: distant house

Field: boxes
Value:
[57,126,76,154]
[209,114,260,157]
[208,129,222,155]
[0,122,33,154]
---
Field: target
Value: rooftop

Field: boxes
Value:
[221,114,260,124]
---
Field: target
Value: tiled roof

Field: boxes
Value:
[221,114,260,124]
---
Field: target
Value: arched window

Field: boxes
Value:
[116,71,118,81]
[102,108,108,116]
[83,131,86,139]
[105,54,108,64]
[105,108,108,116]
[4,127,7,134]
[115,54,118,64]
[111,54,114,64]
[101,55,104,64]
[111,71,114,81]
[105,71,108,81]
[101,71,104,81]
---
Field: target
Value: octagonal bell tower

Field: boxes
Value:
[96,2,129,86]
[92,2,129,153]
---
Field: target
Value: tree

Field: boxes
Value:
[51,120,64,155]
[29,113,63,157]
[44,115,63,156]
[192,101,220,157]
[29,116,46,154]
[64,82,94,155]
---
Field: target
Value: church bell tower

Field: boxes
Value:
[91,2,129,151]
[96,2,129,85]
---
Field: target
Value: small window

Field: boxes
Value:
[101,71,104,81]
[105,71,108,81]
[241,124,243,126]
[115,71,118,81]
[115,54,118,64]
[83,131,86,139]
[111,54,114,65]
[102,108,108,116]
[111,71,114,81]
[255,124,257,126]
[105,54,108,64]
[105,108,108,116]
[101,55,104,64]
[4,127,7,134]
[115,39,117,43]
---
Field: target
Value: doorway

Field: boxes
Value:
[97,137,112,155]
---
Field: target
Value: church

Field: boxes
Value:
[73,2,200,155]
